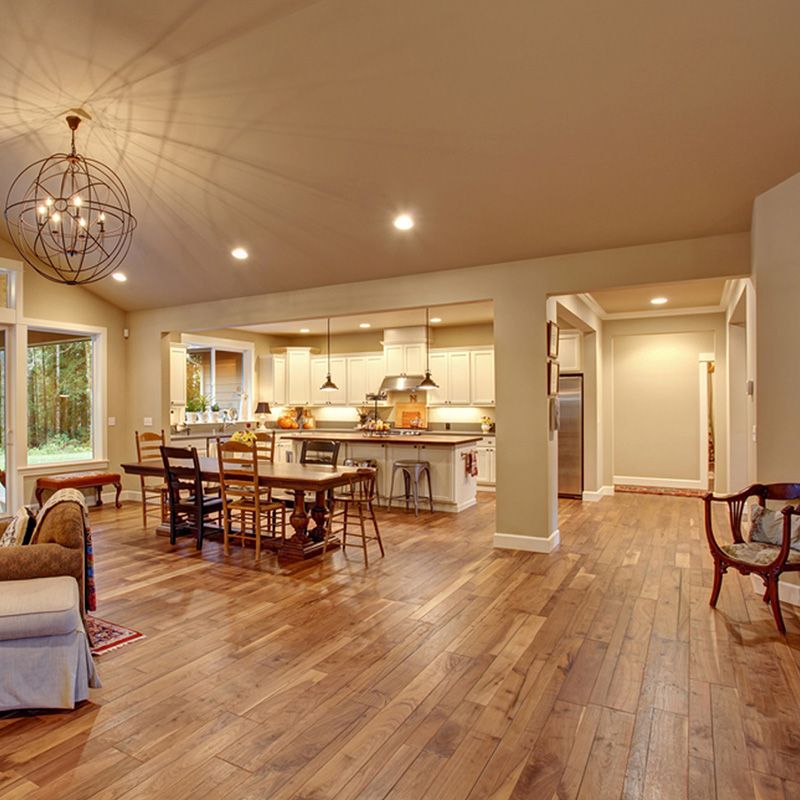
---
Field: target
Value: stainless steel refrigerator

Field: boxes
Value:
[558,374,583,499]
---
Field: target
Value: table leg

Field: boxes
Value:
[309,490,328,542]
[281,489,338,559]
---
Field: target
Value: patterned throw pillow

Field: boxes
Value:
[0,506,36,547]
[749,505,800,552]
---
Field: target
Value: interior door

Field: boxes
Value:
[557,374,583,499]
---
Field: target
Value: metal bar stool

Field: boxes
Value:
[388,460,434,515]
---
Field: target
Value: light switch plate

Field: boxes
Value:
[108,417,116,427]
[144,417,153,427]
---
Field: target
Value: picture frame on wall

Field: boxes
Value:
[547,359,560,396]
[547,321,559,358]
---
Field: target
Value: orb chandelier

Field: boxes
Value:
[4,114,136,285]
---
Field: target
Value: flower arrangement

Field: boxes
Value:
[230,430,257,447]
[480,415,494,433]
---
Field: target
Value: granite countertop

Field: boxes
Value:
[282,431,482,446]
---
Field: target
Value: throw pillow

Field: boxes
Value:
[749,505,800,551]
[0,506,35,547]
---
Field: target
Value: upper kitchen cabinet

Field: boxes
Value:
[558,331,582,372]
[310,356,346,405]
[384,343,426,375]
[169,344,187,423]
[470,350,495,405]
[286,348,312,406]
[258,353,287,406]
[427,350,471,405]
[346,354,384,404]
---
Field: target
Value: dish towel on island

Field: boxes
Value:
[34,488,97,612]
[464,451,479,478]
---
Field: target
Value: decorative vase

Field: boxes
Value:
[481,422,492,433]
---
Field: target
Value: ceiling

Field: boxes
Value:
[237,300,493,336]
[1,2,799,311]
[588,277,728,315]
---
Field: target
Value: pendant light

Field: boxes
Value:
[320,318,338,391]
[417,307,439,389]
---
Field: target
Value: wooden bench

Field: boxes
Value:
[35,472,123,509]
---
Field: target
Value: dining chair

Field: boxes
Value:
[160,445,223,549]
[136,430,167,528]
[217,439,286,561]
[300,439,341,468]
[324,467,384,567]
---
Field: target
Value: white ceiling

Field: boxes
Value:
[1,2,799,311]
[588,277,729,315]
[237,300,493,335]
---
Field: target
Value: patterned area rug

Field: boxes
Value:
[86,616,145,656]
[614,484,707,498]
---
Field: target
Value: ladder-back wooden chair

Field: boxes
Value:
[704,483,800,633]
[217,439,286,561]
[160,445,223,549]
[300,439,341,468]
[135,430,167,528]
[324,467,384,567]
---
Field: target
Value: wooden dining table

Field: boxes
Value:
[121,457,359,559]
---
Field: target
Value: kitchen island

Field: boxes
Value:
[284,432,481,512]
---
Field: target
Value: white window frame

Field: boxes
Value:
[17,318,108,478]
[181,333,255,419]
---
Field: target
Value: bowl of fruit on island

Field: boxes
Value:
[277,412,299,429]
[363,419,391,437]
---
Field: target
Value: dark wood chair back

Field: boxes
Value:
[160,445,203,509]
[300,439,341,468]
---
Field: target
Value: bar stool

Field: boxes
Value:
[388,460,434,515]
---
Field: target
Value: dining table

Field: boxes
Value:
[121,457,359,559]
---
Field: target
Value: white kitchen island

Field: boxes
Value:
[284,432,481,512]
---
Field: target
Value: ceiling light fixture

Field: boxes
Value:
[4,114,137,285]
[650,297,668,305]
[359,322,371,329]
[430,317,442,323]
[417,308,439,390]
[393,213,414,231]
[231,247,248,260]
[320,318,339,392]
[112,272,127,283]
[299,327,310,333]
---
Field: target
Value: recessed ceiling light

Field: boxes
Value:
[650,297,668,305]
[231,247,248,260]
[393,214,414,231]
[430,316,442,323]
[359,322,371,329]
[299,328,310,333]
[112,272,127,283]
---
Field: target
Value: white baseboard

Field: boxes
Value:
[477,484,496,493]
[582,485,614,502]
[494,529,560,553]
[751,574,800,607]
[99,489,140,504]
[613,475,706,491]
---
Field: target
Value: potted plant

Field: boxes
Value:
[211,402,221,423]
[185,395,203,423]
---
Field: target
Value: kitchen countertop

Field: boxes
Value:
[282,432,482,446]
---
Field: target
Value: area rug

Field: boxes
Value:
[614,484,707,498]
[86,616,145,656]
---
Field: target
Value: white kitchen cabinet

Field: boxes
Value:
[476,438,496,487]
[366,354,385,396]
[310,356,346,405]
[558,331,582,372]
[427,351,471,405]
[384,343,426,375]
[346,357,368,404]
[426,352,449,405]
[169,344,187,407]
[470,350,495,405]
[273,355,286,406]
[258,354,287,406]
[285,348,312,406]
[274,436,294,463]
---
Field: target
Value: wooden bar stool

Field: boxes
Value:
[388,460,434,515]
[324,468,384,566]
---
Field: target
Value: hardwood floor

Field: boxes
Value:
[2,491,800,799]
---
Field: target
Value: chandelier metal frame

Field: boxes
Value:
[4,115,136,285]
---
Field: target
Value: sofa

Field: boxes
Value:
[0,497,87,612]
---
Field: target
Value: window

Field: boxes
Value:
[27,330,94,464]
[185,345,246,415]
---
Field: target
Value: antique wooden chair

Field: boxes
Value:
[300,439,341,468]
[135,430,167,528]
[217,439,286,561]
[324,467,384,567]
[160,445,223,549]
[703,483,800,633]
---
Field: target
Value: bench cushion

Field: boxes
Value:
[0,576,81,640]
[36,472,120,490]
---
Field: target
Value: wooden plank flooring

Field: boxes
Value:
[2,492,800,799]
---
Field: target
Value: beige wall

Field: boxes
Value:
[602,314,727,491]
[126,232,748,547]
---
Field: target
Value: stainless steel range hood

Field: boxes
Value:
[378,375,428,393]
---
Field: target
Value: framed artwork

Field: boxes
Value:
[547,359,560,396]
[547,321,559,358]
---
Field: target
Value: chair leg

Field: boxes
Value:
[369,501,385,558]
[323,498,336,557]
[357,501,368,567]
[411,470,419,516]
[342,502,349,553]
[425,467,434,513]
[709,561,724,608]
[387,467,397,511]
[767,576,787,634]
[223,509,231,556]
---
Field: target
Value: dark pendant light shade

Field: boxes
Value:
[321,317,339,391]
[419,307,438,389]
